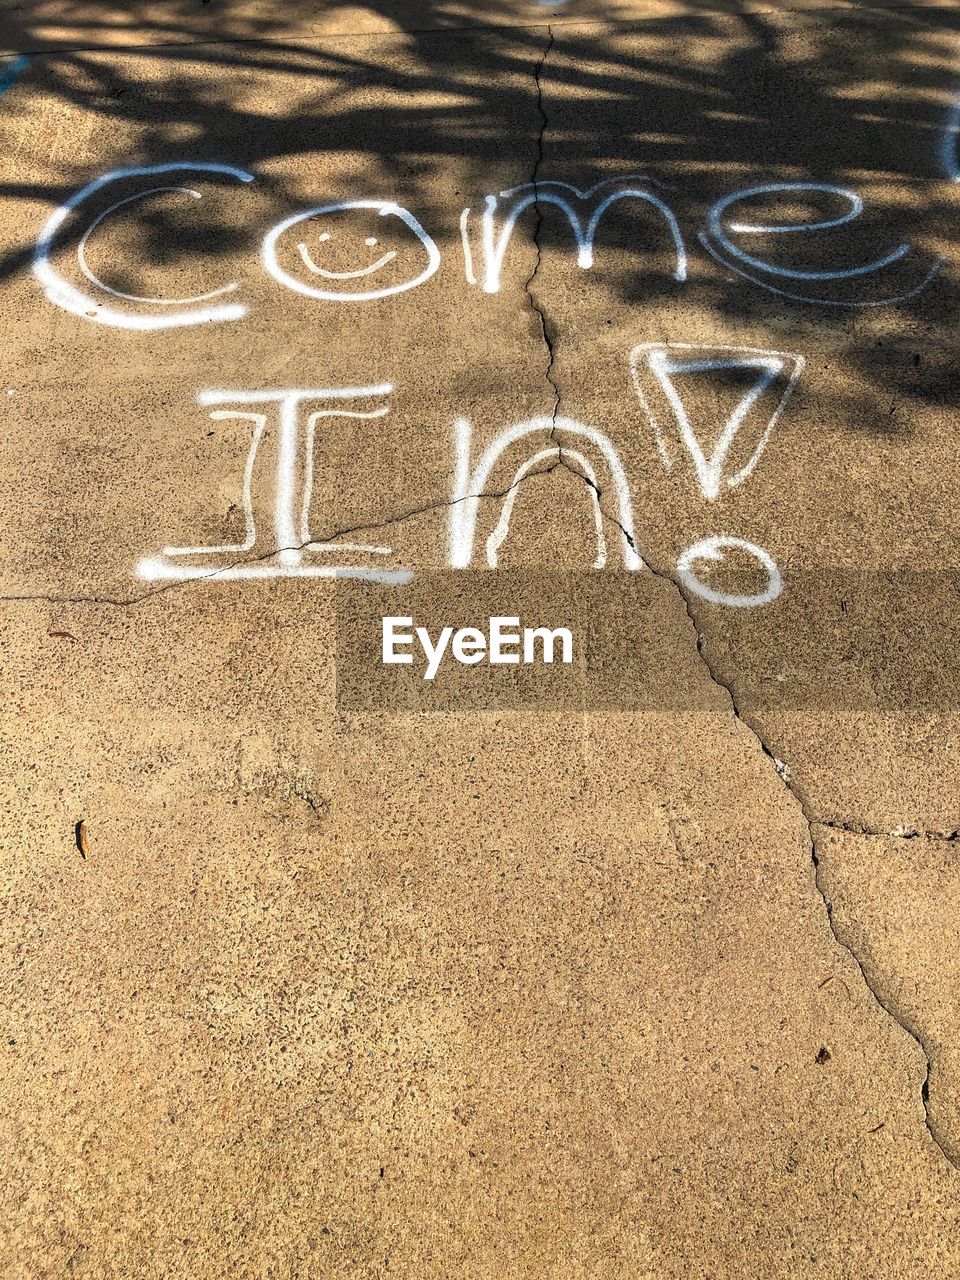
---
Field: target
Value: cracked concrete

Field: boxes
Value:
[526,24,561,430]
[652,564,960,1171]
[492,432,960,1173]
[595,477,960,1171]
[813,824,960,1170]
[0,467,577,608]
[3,4,960,1276]
[519,18,955,1172]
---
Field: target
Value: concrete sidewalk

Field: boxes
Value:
[3,3,960,1276]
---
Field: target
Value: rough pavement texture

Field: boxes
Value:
[2,2,960,1275]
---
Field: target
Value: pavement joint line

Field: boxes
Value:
[0,20,674,59]
[0,2,950,59]
[0,464,569,609]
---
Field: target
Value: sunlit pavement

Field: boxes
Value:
[3,4,960,1276]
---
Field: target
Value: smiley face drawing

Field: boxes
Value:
[262,199,441,302]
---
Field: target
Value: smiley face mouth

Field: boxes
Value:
[297,242,398,280]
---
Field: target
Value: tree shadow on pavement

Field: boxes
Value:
[0,0,958,423]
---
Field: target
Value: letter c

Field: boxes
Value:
[33,162,255,330]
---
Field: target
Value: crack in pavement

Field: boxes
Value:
[819,819,960,842]
[478,448,960,1168]
[8,15,958,1171]
[635,538,960,1174]
[525,24,560,433]
[564,455,960,1170]
[512,43,957,1157]
[525,27,607,551]
[0,465,568,609]
[5,424,958,1170]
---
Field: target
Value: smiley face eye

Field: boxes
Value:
[265,198,441,300]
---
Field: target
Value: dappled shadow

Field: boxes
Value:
[0,0,958,424]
